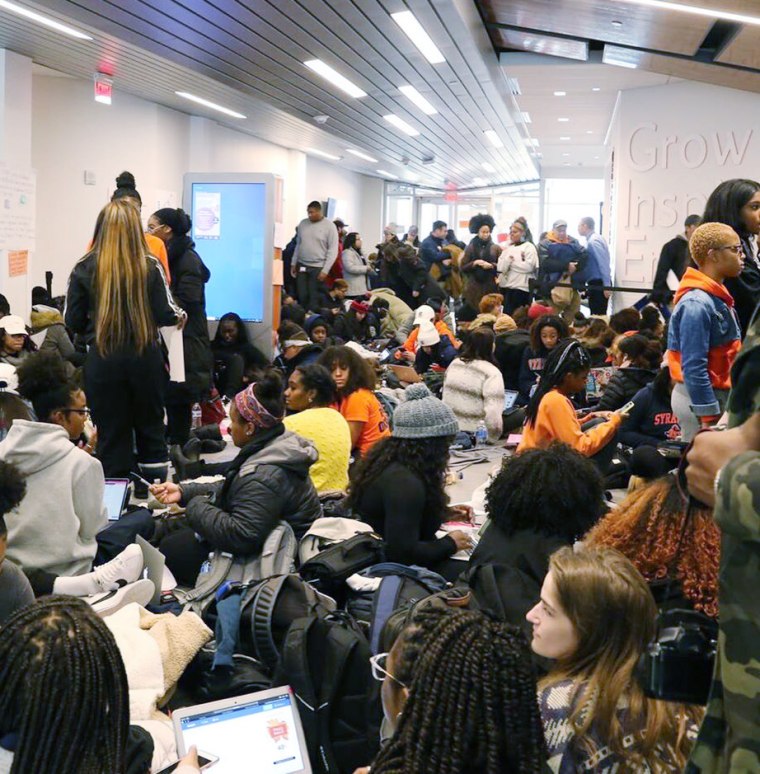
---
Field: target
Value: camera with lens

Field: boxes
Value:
[637,608,718,706]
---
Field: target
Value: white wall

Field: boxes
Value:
[608,79,760,307]
[30,74,379,297]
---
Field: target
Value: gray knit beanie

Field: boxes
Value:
[392,383,459,439]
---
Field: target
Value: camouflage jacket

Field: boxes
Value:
[688,310,760,773]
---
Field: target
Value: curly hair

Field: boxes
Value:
[0,459,25,536]
[468,213,496,234]
[293,364,336,407]
[689,222,739,265]
[609,307,641,335]
[16,351,79,423]
[318,345,377,397]
[584,475,720,617]
[486,444,606,541]
[529,314,569,353]
[346,436,450,523]
[371,607,546,774]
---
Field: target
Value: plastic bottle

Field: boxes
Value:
[191,402,202,430]
[475,420,488,448]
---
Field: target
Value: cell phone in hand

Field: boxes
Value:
[616,401,635,416]
[157,752,218,773]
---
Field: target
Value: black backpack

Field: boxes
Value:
[299,532,386,601]
[274,612,381,774]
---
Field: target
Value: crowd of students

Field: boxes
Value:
[0,173,758,772]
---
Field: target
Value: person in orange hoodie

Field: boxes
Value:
[518,339,624,474]
[667,222,743,441]
[396,297,459,363]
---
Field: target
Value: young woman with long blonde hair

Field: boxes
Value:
[66,199,183,480]
[526,545,702,772]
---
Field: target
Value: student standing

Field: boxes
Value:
[148,207,213,447]
[65,200,184,480]
[667,223,742,441]
[291,201,339,313]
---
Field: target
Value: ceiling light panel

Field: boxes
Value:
[615,0,760,26]
[0,0,92,39]
[306,147,341,160]
[383,114,420,136]
[484,129,504,148]
[304,59,367,98]
[391,11,446,64]
[347,149,379,162]
[398,85,438,115]
[175,92,246,118]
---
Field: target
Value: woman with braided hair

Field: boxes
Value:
[0,596,203,773]
[356,606,546,774]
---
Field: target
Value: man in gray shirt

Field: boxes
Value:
[291,201,339,313]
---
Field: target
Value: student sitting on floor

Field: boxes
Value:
[0,352,151,601]
[0,460,33,626]
[152,371,321,586]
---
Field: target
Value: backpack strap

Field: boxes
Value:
[281,617,321,767]
[251,575,288,668]
[369,575,403,655]
[317,617,360,773]
[177,551,234,611]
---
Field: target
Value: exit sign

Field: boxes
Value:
[94,74,112,105]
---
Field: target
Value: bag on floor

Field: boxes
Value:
[200,388,227,426]
[299,532,386,599]
[345,563,449,654]
[172,647,272,708]
[298,517,376,564]
[238,573,337,670]
[177,521,297,618]
[274,611,381,774]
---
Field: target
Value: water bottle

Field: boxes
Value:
[198,552,213,576]
[191,402,202,430]
[475,420,488,448]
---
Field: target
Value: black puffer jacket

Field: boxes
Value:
[167,235,213,400]
[181,426,321,556]
[597,367,657,411]
[494,330,530,391]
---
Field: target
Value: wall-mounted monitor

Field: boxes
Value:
[325,197,338,219]
[183,173,275,355]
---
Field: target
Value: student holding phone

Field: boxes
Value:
[518,340,628,474]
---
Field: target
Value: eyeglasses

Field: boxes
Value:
[369,652,407,688]
[716,244,744,254]
[64,407,91,417]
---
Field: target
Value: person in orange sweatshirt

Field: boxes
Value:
[396,298,459,363]
[667,222,743,441]
[518,339,624,474]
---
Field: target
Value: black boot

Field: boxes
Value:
[191,424,223,442]
[181,437,202,461]
[199,439,227,454]
[170,444,204,482]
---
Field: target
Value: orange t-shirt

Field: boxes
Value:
[335,388,390,457]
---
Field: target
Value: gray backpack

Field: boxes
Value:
[177,521,298,617]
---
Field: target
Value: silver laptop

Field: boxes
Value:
[172,686,312,774]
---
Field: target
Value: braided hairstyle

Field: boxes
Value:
[0,596,129,773]
[372,608,546,774]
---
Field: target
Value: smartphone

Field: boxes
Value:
[156,752,219,773]
[615,401,635,416]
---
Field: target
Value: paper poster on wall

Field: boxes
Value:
[0,165,36,251]
[194,191,221,239]
[154,189,178,210]
[7,249,28,277]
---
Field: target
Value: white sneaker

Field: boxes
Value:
[92,544,144,592]
[87,578,155,617]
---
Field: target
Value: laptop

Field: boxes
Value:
[389,364,422,384]
[503,389,519,412]
[135,536,169,606]
[172,686,312,774]
[103,478,130,521]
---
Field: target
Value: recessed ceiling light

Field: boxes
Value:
[560,136,571,141]
[484,129,504,148]
[0,0,92,39]
[553,91,566,96]
[594,155,600,159]
[614,0,760,26]
[305,147,342,161]
[592,87,601,91]
[520,111,532,123]
[304,59,367,98]
[175,92,246,119]
[391,11,446,64]
[403,170,420,181]
[482,162,496,172]
[586,130,593,134]
[563,162,571,166]
[611,19,623,27]
[398,84,438,115]
[562,153,570,157]
[376,169,398,178]
[383,114,420,136]
[346,148,379,163]
[473,177,487,186]
[558,117,569,122]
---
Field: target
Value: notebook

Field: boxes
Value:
[172,686,312,774]
[103,478,130,521]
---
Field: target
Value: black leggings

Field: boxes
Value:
[159,525,211,587]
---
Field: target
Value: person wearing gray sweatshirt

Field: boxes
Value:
[291,201,339,312]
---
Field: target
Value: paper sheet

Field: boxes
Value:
[160,326,185,382]
[30,330,46,348]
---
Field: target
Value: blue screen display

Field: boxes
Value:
[190,182,267,321]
